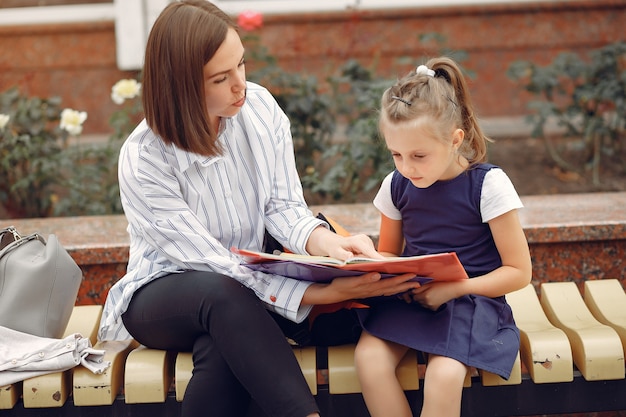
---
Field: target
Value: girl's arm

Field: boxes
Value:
[464,209,532,297]
[377,214,404,257]
[412,209,532,309]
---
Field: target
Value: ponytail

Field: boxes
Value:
[427,57,491,163]
[380,56,491,164]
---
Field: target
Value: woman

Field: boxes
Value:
[97,2,419,417]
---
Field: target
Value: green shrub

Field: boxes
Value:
[508,41,626,184]
[0,85,130,218]
[1,31,464,218]
[0,88,69,218]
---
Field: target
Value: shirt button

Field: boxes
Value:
[39,352,45,358]
[270,295,277,302]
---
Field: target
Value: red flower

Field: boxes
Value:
[238,10,263,31]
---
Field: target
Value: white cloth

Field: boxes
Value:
[0,326,110,386]
[99,82,325,341]
[373,168,523,222]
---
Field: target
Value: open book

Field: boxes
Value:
[232,247,468,283]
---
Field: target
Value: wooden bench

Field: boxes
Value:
[2,279,625,417]
[2,191,625,415]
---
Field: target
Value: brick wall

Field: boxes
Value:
[1,0,624,134]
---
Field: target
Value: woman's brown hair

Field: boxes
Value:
[142,0,237,156]
[380,56,491,165]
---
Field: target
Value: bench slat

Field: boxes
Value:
[72,339,138,406]
[480,351,522,386]
[174,353,193,402]
[19,305,103,409]
[583,279,626,358]
[173,347,317,403]
[506,284,573,383]
[293,347,317,395]
[0,382,22,410]
[540,281,625,381]
[124,346,175,404]
[327,344,419,394]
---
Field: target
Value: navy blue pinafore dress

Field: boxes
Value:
[357,164,520,379]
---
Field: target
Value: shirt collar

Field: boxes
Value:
[169,114,236,171]
[171,142,221,172]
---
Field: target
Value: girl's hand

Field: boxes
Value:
[410,281,463,310]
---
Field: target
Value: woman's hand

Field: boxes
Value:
[302,272,420,305]
[305,225,385,261]
[327,234,386,261]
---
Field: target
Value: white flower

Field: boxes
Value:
[111,79,141,105]
[0,114,9,131]
[60,108,88,136]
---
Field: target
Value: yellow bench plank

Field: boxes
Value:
[0,382,22,410]
[327,344,419,394]
[480,352,522,386]
[174,347,317,402]
[73,339,138,406]
[540,281,624,381]
[506,284,573,383]
[583,279,626,358]
[124,346,175,404]
[292,347,317,395]
[174,353,193,402]
[21,305,103,408]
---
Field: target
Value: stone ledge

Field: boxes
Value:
[6,192,626,255]
[3,192,625,305]
[312,192,626,245]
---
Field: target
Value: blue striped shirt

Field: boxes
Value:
[98,82,323,341]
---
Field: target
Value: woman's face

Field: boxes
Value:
[203,28,247,131]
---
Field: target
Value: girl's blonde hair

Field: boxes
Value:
[380,56,491,164]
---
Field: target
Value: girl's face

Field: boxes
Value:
[203,28,247,131]
[382,119,465,189]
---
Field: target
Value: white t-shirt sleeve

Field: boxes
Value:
[481,168,523,222]
[373,172,402,220]
[373,168,522,223]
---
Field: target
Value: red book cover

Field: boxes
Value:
[232,248,468,283]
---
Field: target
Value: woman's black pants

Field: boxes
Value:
[122,271,318,417]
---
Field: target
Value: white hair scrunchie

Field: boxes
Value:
[415,65,435,77]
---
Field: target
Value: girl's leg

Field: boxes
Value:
[122,271,318,417]
[354,330,412,417]
[420,355,467,417]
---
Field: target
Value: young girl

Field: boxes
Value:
[353,57,532,417]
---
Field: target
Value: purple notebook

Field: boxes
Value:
[242,260,432,284]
